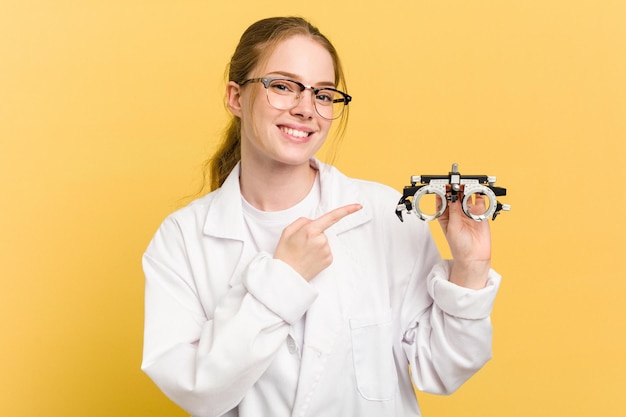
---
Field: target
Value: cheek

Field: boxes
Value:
[319,119,333,136]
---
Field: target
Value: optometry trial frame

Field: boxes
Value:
[395,163,510,222]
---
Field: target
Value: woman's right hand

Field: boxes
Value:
[274,204,362,281]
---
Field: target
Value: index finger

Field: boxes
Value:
[310,203,363,233]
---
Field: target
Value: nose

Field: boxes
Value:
[290,88,316,119]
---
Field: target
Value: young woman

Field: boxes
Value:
[142,16,501,417]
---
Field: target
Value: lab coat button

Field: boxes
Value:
[287,337,297,354]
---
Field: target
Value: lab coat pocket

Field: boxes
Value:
[350,310,398,401]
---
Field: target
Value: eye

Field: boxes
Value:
[315,89,336,104]
[269,80,297,94]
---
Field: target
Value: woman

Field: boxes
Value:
[142,16,501,417]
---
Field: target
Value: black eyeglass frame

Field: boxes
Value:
[238,77,352,120]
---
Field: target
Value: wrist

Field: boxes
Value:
[449,259,491,289]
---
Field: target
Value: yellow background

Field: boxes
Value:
[2,0,625,416]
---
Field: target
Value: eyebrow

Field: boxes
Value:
[266,71,336,88]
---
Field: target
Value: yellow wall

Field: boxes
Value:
[2,1,625,416]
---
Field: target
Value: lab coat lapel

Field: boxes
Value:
[201,163,255,286]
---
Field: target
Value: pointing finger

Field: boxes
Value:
[310,204,362,233]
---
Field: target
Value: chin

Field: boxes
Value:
[274,145,321,165]
[274,155,315,167]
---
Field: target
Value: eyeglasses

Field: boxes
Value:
[238,77,352,120]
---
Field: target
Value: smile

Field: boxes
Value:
[279,126,312,139]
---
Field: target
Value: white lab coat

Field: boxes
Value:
[142,159,501,417]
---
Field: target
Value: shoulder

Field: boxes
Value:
[318,161,400,197]
[352,177,401,203]
[318,161,402,211]
[319,162,439,267]
[315,161,430,240]
[147,190,218,247]
[321,160,435,227]
[168,191,217,225]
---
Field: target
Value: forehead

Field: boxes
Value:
[261,35,335,84]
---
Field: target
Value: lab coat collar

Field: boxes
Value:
[202,158,372,240]
[202,162,247,241]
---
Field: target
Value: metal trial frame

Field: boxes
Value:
[395,163,510,222]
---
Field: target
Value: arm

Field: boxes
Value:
[396,201,500,394]
[402,260,501,394]
[141,218,317,417]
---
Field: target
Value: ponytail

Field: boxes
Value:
[206,118,241,191]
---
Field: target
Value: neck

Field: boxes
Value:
[239,159,317,212]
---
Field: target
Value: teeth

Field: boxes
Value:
[280,127,310,138]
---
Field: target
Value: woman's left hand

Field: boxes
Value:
[437,192,491,289]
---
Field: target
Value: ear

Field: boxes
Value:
[226,81,243,118]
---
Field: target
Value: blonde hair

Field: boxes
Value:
[203,16,349,192]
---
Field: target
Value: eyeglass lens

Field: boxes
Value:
[265,79,346,120]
